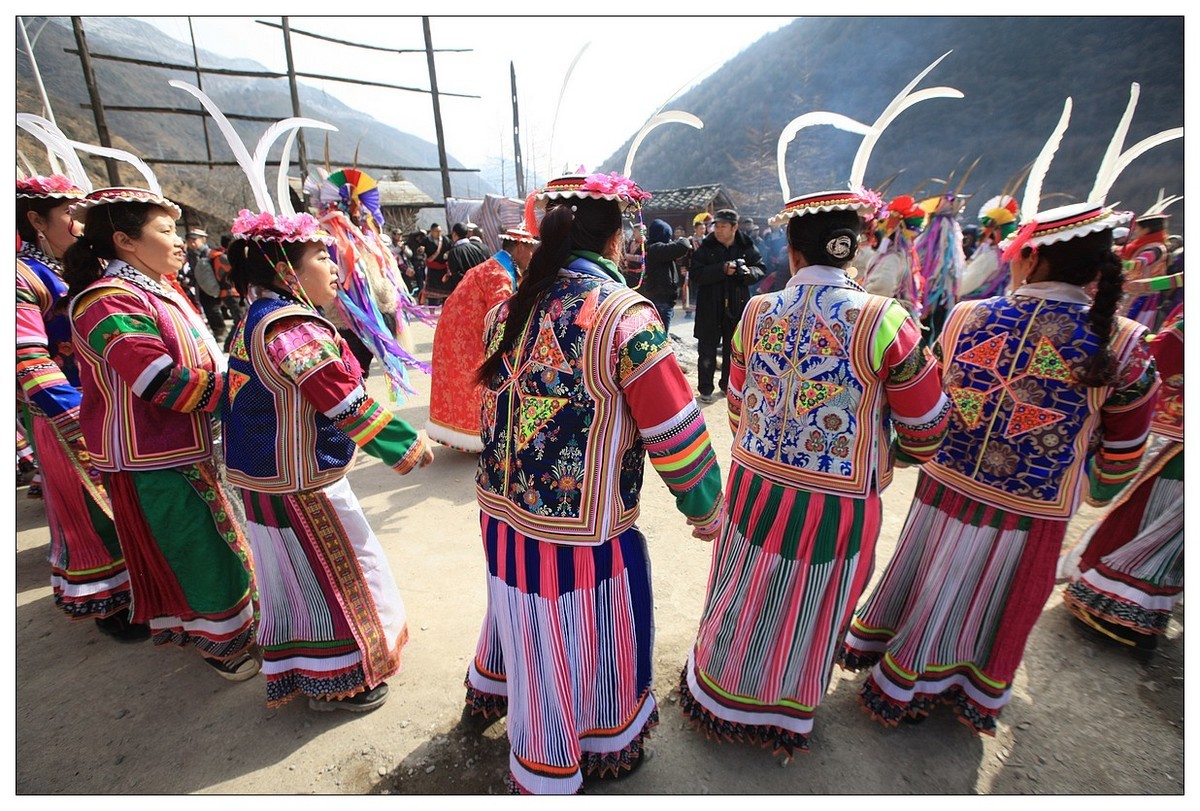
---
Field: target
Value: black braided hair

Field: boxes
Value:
[226,237,311,299]
[1036,229,1124,387]
[476,196,622,383]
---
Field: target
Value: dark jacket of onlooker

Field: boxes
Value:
[637,219,691,304]
[690,230,764,341]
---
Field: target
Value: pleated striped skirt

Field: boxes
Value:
[680,460,881,757]
[840,471,1065,735]
[1062,442,1183,635]
[241,477,407,707]
[104,462,255,660]
[29,411,130,620]
[473,512,658,795]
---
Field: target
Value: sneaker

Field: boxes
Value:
[697,392,716,404]
[308,683,390,713]
[203,649,262,682]
[94,611,151,643]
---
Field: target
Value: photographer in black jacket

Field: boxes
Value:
[691,209,764,402]
[639,218,691,331]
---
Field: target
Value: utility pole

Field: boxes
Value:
[281,17,309,180]
[71,16,121,186]
[187,17,214,166]
[510,61,525,198]
[423,17,453,205]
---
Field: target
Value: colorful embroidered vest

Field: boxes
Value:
[71,277,217,471]
[1150,313,1182,441]
[17,255,80,389]
[223,297,358,493]
[475,262,647,545]
[927,296,1148,518]
[733,284,896,497]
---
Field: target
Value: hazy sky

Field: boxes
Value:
[134,15,793,193]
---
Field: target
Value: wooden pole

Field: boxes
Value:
[423,17,453,205]
[281,17,309,180]
[187,17,214,166]
[511,61,525,199]
[71,17,121,186]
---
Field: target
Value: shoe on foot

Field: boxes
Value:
[94,611,151,643]
[697,392,716,404]
[203,649,261,682]
[1070,605,1159,660]
[308,683,389,713]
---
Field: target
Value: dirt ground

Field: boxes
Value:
[11,317,1185,797]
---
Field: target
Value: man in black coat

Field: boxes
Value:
[690,209,764,402]
[638,218,691,331]
[444,221,489,292]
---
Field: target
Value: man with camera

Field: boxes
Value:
[690,208,764,403]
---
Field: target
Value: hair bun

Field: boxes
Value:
[824,228,858,261]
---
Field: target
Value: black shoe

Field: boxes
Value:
[309,682,389,713]
[203,648,262,681]
[1070,606,1159,660]
[94,611,151,643]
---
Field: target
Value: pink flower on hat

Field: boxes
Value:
[582,172,652,203]
[231,209,330,243]
[17,174,83,196]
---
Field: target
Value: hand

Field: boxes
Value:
[418,444,435,468]
[724,261,737,276]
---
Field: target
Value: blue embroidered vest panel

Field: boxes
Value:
[223,297,356,493]
[476,268,647,545]
[21,256,81,389]
[733,285,894,497]
[926,295,1140,518]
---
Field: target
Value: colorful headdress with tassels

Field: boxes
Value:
[17,112,182,222]
[979,195,1021,239]
[168,79,337,307]
[1001,83,1179,262]
[301,159,436,402]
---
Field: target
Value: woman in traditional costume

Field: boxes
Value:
[222,210,433,711]
[426,225,537,452]
[1119,211,1173,329]
[960,194,1021,300]
[679,187,950,758]
[839,201,1160,732]
[167,79,436,710]
[862,194,926,317]
[16,169,143,640]
[466,172,724,793]
[1059,302,1182,659]
[66,186,258,680]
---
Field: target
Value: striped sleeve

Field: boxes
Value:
[877,301,949,463]
[265,316,426,474]
[614,303,723,533]
[727,315,749,434]
[1088,332,1160,504]
[16,269,82,418]
[72,288,222,413]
